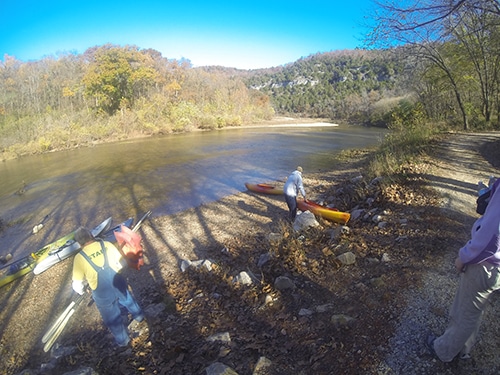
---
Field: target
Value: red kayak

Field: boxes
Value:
[245,182,284,195]
[297,198,350,224]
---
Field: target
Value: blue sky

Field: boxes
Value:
[0,0,375,69]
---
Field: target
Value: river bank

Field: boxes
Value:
[1,131,500,375]
[0,117,337,162]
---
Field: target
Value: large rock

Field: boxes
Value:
[293,210,319,231]
[206,362,239,375]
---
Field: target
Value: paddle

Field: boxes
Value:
[42,293,87,352]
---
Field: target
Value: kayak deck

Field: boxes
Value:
[297,198,350,224]
[33,217,113,275]
[245,182,284,195]
[2,217,114,285]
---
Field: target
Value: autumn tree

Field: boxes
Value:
[82,45,159,115]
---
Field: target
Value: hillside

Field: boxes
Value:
[243,49,407,122]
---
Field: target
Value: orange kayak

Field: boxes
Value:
[297,198,350,224]
[245,182,284,195]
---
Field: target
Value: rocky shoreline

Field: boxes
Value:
[1,132,500,375]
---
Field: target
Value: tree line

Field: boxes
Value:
[0,45,274,159]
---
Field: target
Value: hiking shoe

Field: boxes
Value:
[115,337,131,352]
[425,335,439,359]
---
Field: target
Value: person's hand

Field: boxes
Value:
[72,280,86,295]
[455,257,465,273]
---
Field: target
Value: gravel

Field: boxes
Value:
[376,132,500,375]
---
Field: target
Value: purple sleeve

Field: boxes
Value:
[459,179,500,265]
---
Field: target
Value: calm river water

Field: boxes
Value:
[0,124,385,257]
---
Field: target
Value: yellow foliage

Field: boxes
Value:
[38,137,51,152]
[62,87,75,97]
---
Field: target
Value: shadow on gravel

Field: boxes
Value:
[479,138,500,168]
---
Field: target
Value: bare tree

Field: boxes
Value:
[368,0,500,129]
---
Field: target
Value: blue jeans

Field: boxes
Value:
[93,275,144,346]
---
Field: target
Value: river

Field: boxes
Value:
[0,123,385,258]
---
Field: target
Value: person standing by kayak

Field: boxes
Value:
[72,227,144,348]
[284,166,306,221]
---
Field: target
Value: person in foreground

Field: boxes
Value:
[426,177,500,362]
[72,227,144,347]
[284,166,306,221]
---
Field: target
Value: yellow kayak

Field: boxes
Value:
[0,231,76,288]
[0,217,112,288]
[297,198,350,224]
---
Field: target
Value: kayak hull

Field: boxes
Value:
[245,182,284,195]
[297,198,350,224]
[33,217,113,275]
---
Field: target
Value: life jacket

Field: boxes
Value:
[114,225,144,270]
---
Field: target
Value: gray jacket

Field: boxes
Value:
[284,170,305,198]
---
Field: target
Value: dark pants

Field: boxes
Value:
[285,194,298,221]
[93,273,143,346]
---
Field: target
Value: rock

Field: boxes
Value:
[366,257,380,265]
[274,276,295,291]
[293,210,319,232]
[336,251,356,265]
[207,332,231,343]
[370,277,386,288]
[299,308,314,316]
[0,253,12,264]
[180,259,213,272]
[206,362,239,375]
[128,319,149,338]
[253,356,272,375]
[145,302,166,317]
[32,223,44,234]
[257,253,272,268]
[234,271,253,285]
[330,225,350,240]
[350,209,365,221]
